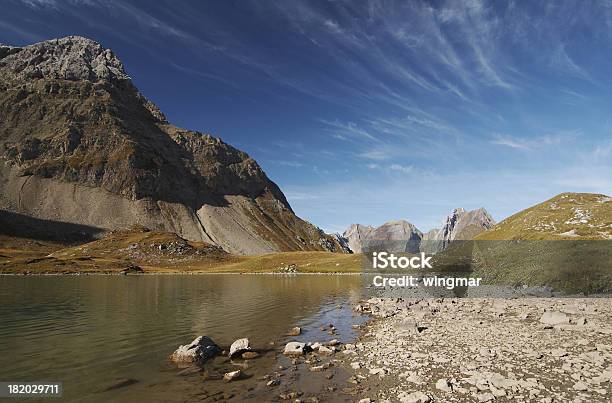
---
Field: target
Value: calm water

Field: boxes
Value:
[0,275,366,402]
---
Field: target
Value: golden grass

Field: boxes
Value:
[0,228,361,274]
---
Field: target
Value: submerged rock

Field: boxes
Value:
[287,326,301,336]
[241,351,259,359]
[170,336,221,365]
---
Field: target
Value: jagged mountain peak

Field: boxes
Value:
[0,36,129,83]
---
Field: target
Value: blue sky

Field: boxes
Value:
[2,0,611,233]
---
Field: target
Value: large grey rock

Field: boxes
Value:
[170,336,221,365]
[283,342,309,355]
[229,338,250,358]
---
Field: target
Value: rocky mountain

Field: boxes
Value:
[475,193,611,240]
[343,220,422,253]
[343,224,374,253]
[0,36,346,255]
[345,208,493,254]
[422,207,495,252]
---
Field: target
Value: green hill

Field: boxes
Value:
[476,192,612,240]
[433,193,612,294]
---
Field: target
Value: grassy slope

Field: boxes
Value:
[475,192,612,240]
[0,227,361,274]
[469,192,612,293]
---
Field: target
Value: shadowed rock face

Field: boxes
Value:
[421,207,495,253]
[0,36,345,255]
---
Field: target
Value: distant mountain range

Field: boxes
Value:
[343,207,495,253]
[341,194,611,293]
[0,36,348,255]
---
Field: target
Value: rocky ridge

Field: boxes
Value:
[422,207,495,253]
[343,208,493,254]
[343,221,422,253]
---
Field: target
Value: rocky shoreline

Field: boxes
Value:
[161,294,611,402]
[346,297,612,403]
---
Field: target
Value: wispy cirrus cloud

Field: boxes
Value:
[318,119,379,142]
[491,131,579,151]
[4,0,611,232]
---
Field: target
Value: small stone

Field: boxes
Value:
[435,378,453,393]
[279,392,299,400]
[573,381,588,391]
[242,351,259,359]
[398,391,430,403]
[267,379,280,387]
[574,317,587,326]
[398,318,420,334]
[539,311,569,326]
[368,367,387,376]
[223,370,241,382]
[475,392,495,402]
[318,346,334,355]
[550,349,568,358]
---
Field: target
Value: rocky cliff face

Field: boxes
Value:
[421,207,495,252]
[343,220,422,253]
[343,224,374,253]
[344,208,493,255]
[0,36,345,254]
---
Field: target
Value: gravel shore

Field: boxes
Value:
[346,297,612,403]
